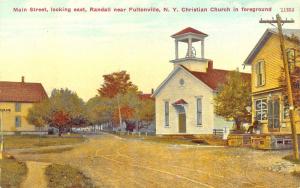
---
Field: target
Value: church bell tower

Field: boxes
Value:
[170,27,210,72]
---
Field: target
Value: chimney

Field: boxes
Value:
[21,76,25,83]
[151,88,154,94]
[207,61,213,72]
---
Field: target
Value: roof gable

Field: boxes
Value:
[244,28,300,65]
[152,66,213,97]
[171,27,208,37]
[0,81,48,102]
[152,65,251,97]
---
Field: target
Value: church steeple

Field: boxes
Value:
[170,27,209,72]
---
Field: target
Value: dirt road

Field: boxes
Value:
[13,134,300,188]
[20,161,50,188]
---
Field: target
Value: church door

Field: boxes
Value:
[178,113,186,133]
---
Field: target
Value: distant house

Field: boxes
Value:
[244,28,300,134]
[152,27,251,135]
[0,77,48,132]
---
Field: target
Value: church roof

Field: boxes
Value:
[0,81,48,102]
[152,64,251,97]
[181,65,251,90]
[171,27,208,37]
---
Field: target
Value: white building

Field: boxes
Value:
[153,27,249,135]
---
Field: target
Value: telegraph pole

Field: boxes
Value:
[260,14,299,160]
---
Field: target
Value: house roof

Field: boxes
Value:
[138,94,153,100]
[171,27,208,37]
[244,28,300,65]
[180,65,251,90]
[173,99,188,105]
[0,81,48,102]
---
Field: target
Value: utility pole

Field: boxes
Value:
[260,14,299,160]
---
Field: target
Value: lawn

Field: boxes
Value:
[283,155,300,164]
[0,155,27,188]
[117,134,226,146]
[4,135,86,150]
[45,164,94,188]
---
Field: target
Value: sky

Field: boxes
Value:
[0,0,299,101]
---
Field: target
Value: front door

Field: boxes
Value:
[178,113,186,133]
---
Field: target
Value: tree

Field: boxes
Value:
[98,71,138,98]
[214,70,251,130]
[136,96,155,125]
[86,96,115,125]
[279,67,300,107]
[97,71,138,128]
[27,100,51,129]
[27,88,87,136]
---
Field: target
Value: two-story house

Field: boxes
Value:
[0,77,48,132]
[244,28,300,134]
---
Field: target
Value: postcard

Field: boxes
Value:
[0,0,300,187]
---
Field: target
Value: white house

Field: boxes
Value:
[152,27,250,135]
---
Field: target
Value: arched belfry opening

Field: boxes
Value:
[171,27,208,61]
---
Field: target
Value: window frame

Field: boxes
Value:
[283,95,289,120]
[255,61,266,87]
[15,102,21,112]
[164,101,169,127]
[255,98,268,121]
[15,116,21,128]
[196,97,202,126]
[286,48,296,73]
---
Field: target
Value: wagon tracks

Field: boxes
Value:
[95,152,214,188]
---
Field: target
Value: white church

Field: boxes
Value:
[153,27,250,135]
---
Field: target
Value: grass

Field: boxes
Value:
[283,155,300,178]
[192,135,227,146]
[292,170,300,177]
[118,134,225,146]
[283,155,300,164]
[119,134,197,145]
[0,155,27,188]
[4,135,86,150]
[20,147,74,155]
[45,164,94,188]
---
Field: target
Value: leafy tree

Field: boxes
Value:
[97,71,139,127]
[136,96,155,121]
[279,67,300,107]
[86,96,115,125]
[98,71,138,98]
[27,100,51,133]
[214,70,251,130]
[27,88,87,136]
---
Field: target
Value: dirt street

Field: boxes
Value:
[12,134,300,188]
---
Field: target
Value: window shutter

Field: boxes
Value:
[261,61,266,85]
[255,62,260,86]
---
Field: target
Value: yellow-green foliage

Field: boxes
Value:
[214,70,251,128]
[0,157,27,187]
[45,164,94,188]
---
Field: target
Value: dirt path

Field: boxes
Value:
[13,134,300,188]
[21,161,50,188]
